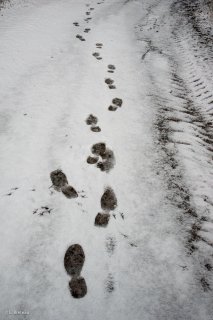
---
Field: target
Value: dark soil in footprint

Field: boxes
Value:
[93,52,100,57]
[92,142,106,156]
[50,170,68,189]
[61,185,78,199]
[108,105,117,111]
[101,187,117,211]
[105,78,114,85]
[112,98,123,107]
[91,126,101,132]
[109,85,116,89]
[64,244,85,277]
[73,22,79,26]
[86,114,98,125]
[95,212,110,227]
[84,28,91,33]
[90,143,115,172]
[76,34,85,41]
[69,277,87,298]
[87,156,98,164]
[99,149,115,171]
[108,64,116,70]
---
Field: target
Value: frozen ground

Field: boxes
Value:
[0,0,212,319]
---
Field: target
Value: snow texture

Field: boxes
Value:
[0,0,212,319]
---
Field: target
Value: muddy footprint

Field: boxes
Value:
[86,114,98,125]
[64,244,87,298]
[92,52,102,60]
[108,98,123,111]
[50,169,78,199]
[73,22,79,26]
[85,114,101,132]
[96,43,103,49]
[95,212,110,227]
[107,65,116,74]
[101,186,117,211]
[105,78,116,90]
[87,156,99,164]
[76,34,86,41]
[84,28,91,33]
[87,142,115,172]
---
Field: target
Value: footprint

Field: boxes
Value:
[84,28,91,33]
[64,244,87,298]
[112,98,123,107]
[108,98,123,111]
[94,212,110,227]
[50,169,78,199]
[73,22,79,26]
[108,64,116,71]
[101,187,117,211]
[86,114,101,132]
[88,142,115,172]
[105,273,115,293]
[85,17,92,22]
[86,114,98,125]
[76,34,86,41]
[92,52,102,60]
[108,85,116,89]
[50,169,68,189]
[105,78,114,85]
[105,236,116,255]
[96,43,103,49]
[108,105,117,111]
[69,277,87,299]
[61,185,78,199]
[87,156,99,164]
[91,142,106,156]
[91,126,101,132]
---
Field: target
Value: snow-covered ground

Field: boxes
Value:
[0,0,212,319]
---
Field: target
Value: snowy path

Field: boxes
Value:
[0,0,212,319]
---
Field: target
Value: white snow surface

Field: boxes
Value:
[0,0,212,319]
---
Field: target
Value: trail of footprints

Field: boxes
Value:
[41,0,129,299]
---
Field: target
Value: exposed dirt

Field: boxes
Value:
[64,244,85,277]
[86,114,98,125]
[112,98,123,107]
[94,212,110,227]
[91,142,106,156]
[91,126,101,132]
[61,185,78,199]
[101,187,117,211]
[50,169,68,189]
[69,277,87,298]
[105,78,114,85]
[87,156,99,164]
[108,105,117,111]
[108,64,116,70]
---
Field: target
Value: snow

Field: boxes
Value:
[0,0,212,319]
